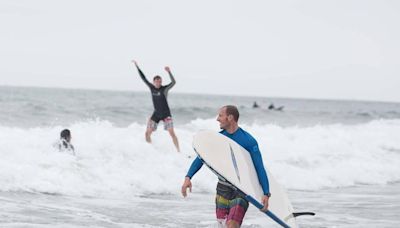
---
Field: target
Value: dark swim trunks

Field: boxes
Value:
[147,116,173,131]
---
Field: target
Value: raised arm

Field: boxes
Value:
[164,66,176,90]
[132,60,152,88]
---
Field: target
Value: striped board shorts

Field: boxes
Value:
[215,194,249,225]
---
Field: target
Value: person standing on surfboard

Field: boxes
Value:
[132,60,180,152]
[181,105,271,228]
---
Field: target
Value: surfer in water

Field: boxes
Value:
[252,101,259,108]
[181,105,270,228]
[268,103,284,111]
[56,129,75,155]
[132,60,180,152]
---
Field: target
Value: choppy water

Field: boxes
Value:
[1,86,400,128]
[1,86,400,227]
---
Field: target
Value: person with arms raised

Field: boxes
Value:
[132,60,180,152]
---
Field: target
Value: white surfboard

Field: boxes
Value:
[192,130,298,228]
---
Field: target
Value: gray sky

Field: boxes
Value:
[1,0,399,102]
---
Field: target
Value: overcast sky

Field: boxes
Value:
[0,0,399,102]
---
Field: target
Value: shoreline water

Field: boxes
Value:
[1,182,399,227]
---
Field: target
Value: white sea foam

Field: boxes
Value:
[1,119,399,197]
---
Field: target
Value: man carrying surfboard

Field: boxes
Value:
[181,105,271,228]
[132,60,180,152]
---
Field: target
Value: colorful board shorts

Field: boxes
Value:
[147,116,173,131]
[215,194,249,225]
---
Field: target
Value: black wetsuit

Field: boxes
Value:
[57,139,75,155]
[136,66,176,122]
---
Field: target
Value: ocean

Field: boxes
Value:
[1,86,400,227]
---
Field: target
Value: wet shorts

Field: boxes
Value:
[215,194,249,225]
[147,116,173,131]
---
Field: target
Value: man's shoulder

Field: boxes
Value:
[220,128,257,145]
[238,128,255,139]
[238,128,258,145]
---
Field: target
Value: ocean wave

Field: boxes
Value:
[0,119,399,198]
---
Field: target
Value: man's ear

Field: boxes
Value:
[227,115,233,121]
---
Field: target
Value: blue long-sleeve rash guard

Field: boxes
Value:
[186,128,270,195]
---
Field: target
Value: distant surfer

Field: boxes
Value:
[252,101,259,108]
[132,60,180,152]
[268,103,284,111]
[55,129,75,155]
[181,105,271,228]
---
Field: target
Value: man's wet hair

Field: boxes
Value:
[153,75,162,81]
[223,105,239,122]
[60,129,71,140]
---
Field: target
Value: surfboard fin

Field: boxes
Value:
[292,212,315,217]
